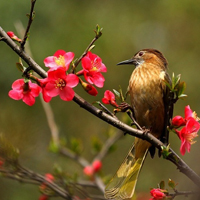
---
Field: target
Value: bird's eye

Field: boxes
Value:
[138,51,144,57]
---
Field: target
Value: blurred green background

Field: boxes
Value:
[1,0,200,199]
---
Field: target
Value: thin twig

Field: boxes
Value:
[73,28,102,71]
[93,129,122,161]
[20,0,37,50]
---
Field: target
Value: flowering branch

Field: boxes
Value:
[1,26,200,191]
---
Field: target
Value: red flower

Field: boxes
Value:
[80,51,107,88]
[150,188,166,200]
[171,115,186,127]
[44,50,74,71]
[176,118,200,155]
[43,68,79,101]
[102,90,118,107]
[45,173,54,183]
[172,105,200,155]
[7,31,22,42]
[83,165,94,177]
[92,160,102,172]
[8,79,41,106]
[83,160,102,177]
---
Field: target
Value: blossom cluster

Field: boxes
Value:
[8,49,107,106]
[83,160,102,178]
[172,105,200,155]
[39,173,55,200]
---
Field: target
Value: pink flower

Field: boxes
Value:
[44,50,74,71]
[7,31,22,42]
[83,166,94,177]
[172,105,200,155]
[80,51,107,88]
[43,67,79,101]
[176,118,200,155]
[102,90,118,107]
[150,188,166,200]
[92,160,102,172]
[8,79,41,106]
[45,173,54,183]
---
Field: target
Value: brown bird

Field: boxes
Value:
[105,49,172,199]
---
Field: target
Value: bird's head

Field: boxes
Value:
[117,49,168,70]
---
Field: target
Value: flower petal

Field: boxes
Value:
[185,105,193,120]
[23,93,35,106]
[8,90,23,100]
[54,50,66,57]
[60,86,75,101]
[11,79,24,90]
[66,74,79,88]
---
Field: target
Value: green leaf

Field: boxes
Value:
[113,89,120,99]
[172,74,181,89]
[118,86,125,102]
[161,144,171,159]
[91,136,102,154]
[159,180,165,189]
[70,138,83,155]
[49,140,60,153]
[177,81,186,98]
[95,24,103,38]
[88,44,95,52]
[168,179,176,189]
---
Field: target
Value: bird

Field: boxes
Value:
[104,49,173,199]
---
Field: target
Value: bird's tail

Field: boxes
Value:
[104,144,148,200]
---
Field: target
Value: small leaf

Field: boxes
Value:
[159,180,165,189]
[171,73,181,90]
[168,178,176,189]
[178,94,187,98]
[53,164,63,175]
[88,45,95,52]
[161,144,171,159]
[177,81,186,98]
[95,24,103,38]
[113,89,120,99]
[49,140,60,153]
[70,138,83,155]
[118,86,125,102]
[91,136,102,154]
[16,63,24,72]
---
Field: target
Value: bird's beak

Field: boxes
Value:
[117,59,134,65]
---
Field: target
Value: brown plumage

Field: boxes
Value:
[105,49,172,199]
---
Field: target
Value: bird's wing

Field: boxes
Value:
[161,71,174,145]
